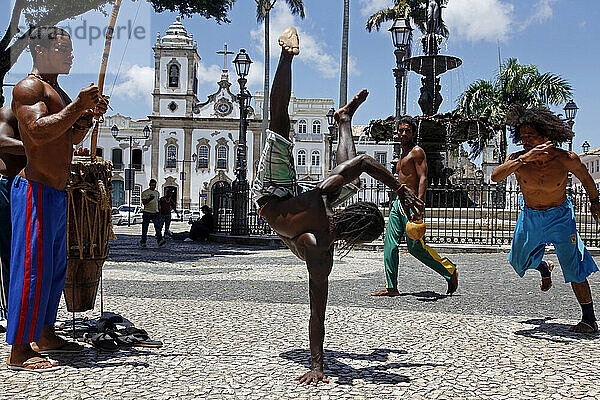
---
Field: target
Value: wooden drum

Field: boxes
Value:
[63,158,114,312]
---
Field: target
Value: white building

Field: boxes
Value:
[83,18,396,210]
[574,145,600,187]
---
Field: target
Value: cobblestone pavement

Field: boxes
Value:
[1,222,599,399]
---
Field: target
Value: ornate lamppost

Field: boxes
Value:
[179,153,198,221]
[112,124,151,226]
[232,49,253,235]
[326,107,336,171]
[563,99,579,152]
[389,18,413,172]
[582,141,590,154]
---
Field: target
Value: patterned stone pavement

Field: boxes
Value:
[1,223,599,399]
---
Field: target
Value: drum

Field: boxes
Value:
[63,158,114,312]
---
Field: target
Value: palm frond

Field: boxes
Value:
[366,8,403,32]
[285,0,305,18]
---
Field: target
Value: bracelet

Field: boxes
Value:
[591,197,599,206]
[394,183,407,194]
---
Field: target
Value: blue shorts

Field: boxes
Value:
[509,198,598,283]
[6,177,67,345]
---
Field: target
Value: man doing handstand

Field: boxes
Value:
[492,105,599,333]
[253,27,423,385]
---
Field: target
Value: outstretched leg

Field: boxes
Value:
[269,27,299,140]
[333,89,368,166]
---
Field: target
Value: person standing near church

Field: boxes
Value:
[141,179,165,247]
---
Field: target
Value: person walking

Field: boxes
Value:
[159,189,177,238]
[140,179,165,247]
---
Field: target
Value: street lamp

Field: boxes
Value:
[112,124,152,225]
[389,17,413,173]
[179,153,198,221]
[563,99,578,152]
[326,107,336,171]
[582,141,590,154]
[231,49,253,235]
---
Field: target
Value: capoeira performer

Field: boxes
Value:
[253,27,423,384]
[492,104,599,333]
[7,26,107,372]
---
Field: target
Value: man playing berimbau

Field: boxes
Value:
[253,27,423,385]
[492,104,599,333]
[6,26,108,372]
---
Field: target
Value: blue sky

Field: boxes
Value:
[3,0,598,155]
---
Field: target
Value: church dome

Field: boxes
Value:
[161,17,193,46]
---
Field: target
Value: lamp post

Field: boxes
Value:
[582,141,590,154]
[232,49,253,235]
[326,108,336,171]
[179,153,198,221]
[563,99,579,152]
[112,124,151,226]
[389,18,413,172]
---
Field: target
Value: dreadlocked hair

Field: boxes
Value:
[333,201,385,257]
[506,103,573,144]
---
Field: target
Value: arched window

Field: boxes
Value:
[298,120,307,134]
[168,64,179,88]
[132,149,143,170]
[216,145,228,170]
[112,148,123,170]
[312,120,321,135]
[197,145,209,169]
[166,145,177,168]
[297,149,307,166]
[311,150,321,166]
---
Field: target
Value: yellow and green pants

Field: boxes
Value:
[384,198,456,289]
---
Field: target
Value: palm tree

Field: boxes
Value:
[457,57,573,159]
[365,0,449,37]
[255,0,304,146]
[339,0,349,108]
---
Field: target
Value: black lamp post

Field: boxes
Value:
[563,99,579,152]
[582,141,590,154]
[179,153,198,221]
[112,124,151,226]
[389,18,413,172]
[326,107,335,171]
[232,49,253,235]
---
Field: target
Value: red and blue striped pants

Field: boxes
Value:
[6,176,66,345]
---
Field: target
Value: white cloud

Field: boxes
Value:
[522,0,557,30]
[250,2,358,79]
[112,64,154,106]
[196,63,222,85]
[444,0,514,42]
[359,0,394,17]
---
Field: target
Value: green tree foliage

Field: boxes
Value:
[0,0,236,105]
[365,0,448,37]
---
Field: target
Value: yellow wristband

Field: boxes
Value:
[394,183,407,194]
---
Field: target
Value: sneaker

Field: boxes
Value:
[158,238,167,247]
[140,242,147,248]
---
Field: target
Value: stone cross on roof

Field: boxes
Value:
[216,43,234,71]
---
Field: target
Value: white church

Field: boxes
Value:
[84,18,397,210]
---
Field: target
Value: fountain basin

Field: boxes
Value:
[403,55,462,76]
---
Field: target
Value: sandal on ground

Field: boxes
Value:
[84,332,119,352]
[7,357,60,373]
[113,327,163,348]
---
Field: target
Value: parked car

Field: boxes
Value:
[113,204,143,225]
[171,209,192,221]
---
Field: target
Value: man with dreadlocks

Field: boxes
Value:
[492,104,600,333]
[253,27,423,385]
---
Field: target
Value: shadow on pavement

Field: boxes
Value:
[49,347,156,369]
[397,291,451,302]
[280,348,444,385]
[514,317,599,343]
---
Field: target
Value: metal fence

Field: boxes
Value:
[214,181,600,248]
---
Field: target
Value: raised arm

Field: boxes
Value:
[564,151,600,222]
[492,141,554,182]
[12,80,99,146]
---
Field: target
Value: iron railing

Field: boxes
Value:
[214,181,600,248]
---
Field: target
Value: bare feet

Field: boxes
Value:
[370,288,400,297]
[334,89,369,123]
[7,344,59,372]
[31,325,84,354]
[278,27,299,55]
[447,270,458,295]
[570,320,598,333]
[538,260,554,292]
[295,370,329,385]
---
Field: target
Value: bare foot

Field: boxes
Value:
[447,270,458,295]
[334,89,369,123]
[7,344,58,371]
[278,27,299,55]
[370,288,400,297]
[539,261,554,292]
[570,320,598,333]
[32,325,84,354]
[295,370,329,385]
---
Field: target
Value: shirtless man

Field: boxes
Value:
[0,106,24,331]
[371,116,458,297]
[492,105,599,333]
[6,26,107,372]
[253,28,423,385]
